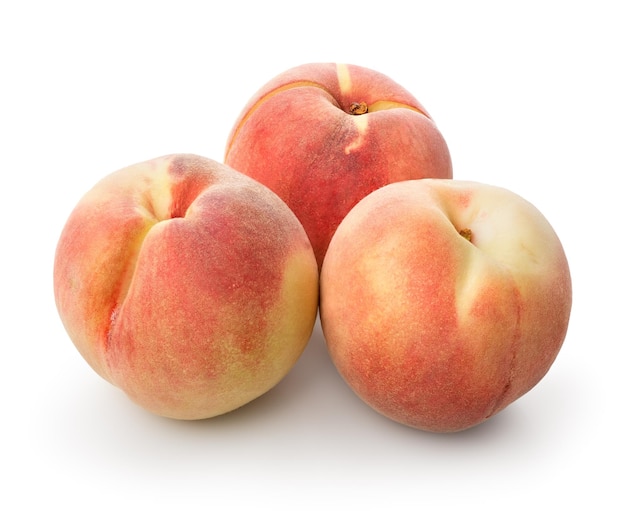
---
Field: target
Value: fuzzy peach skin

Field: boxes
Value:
[320,179,572,433]
[53,154,319,420]
[224,62,453,268]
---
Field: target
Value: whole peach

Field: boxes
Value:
[54,154,319,420]
[320,179,572,432]
[224,62,453,267]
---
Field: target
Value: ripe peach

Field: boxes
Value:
[54,154,319,420]
[320,179,572,432]
[224,62,453,267]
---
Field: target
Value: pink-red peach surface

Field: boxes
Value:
[320,179,572,433]
[224,62,453,267]
[53,154,319,420]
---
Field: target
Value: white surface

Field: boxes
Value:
[2,1,623,509]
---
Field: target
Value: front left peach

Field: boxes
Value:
[53,154,319,420]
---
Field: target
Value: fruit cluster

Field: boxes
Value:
[54,63,572,432]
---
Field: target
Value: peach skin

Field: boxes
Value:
[54,154,319,420]
[224,62,453,268]
[320,179,572,432]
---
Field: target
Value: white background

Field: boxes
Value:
[2,1,624,508]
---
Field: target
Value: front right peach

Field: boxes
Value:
[319,179,572,433]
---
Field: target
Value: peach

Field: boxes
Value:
[53,154,319,420]
[224,62,453,267]
[320,179,572,432]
